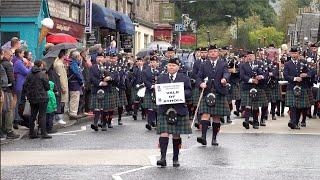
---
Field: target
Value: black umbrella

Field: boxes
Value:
[42,43,77,70]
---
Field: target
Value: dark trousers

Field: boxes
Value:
[46,112,55,131]
[29,102,48,135]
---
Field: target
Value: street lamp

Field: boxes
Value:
[225,14,239,48]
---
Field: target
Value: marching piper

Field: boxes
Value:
[89,52,118,131]
[143,56,160,130]
[156,57,192,167]
[196,45,230,146]
[240,51,268,129]
[284,47,312,129]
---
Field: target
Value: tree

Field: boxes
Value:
[196,24,232,48]
[248,27,285,49]
[236,14,263,49]
[277,0,299,36]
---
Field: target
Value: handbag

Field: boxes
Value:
[23,100,31,116]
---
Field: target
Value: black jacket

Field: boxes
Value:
[0,58,15,92]
[24,67,50,104]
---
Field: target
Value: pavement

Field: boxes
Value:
[1,111,320,180]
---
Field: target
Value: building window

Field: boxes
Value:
[144,34,148,48]
[105,0,110,7]
[146,0,150,11]
[137,0,140,6]
[116,0,119,11]
[150,35,154,42]
[69,4,72,18]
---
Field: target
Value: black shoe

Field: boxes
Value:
[13,121,19,130]
[145,124,152,131]
[212,137,219,146]
[29,133,40,139]
[194,123,200,129]
[41,134,52,139]
[307,114,312,119]
[196,137,207,145]
[156,159,167,167]
[133,114,137,120]
[6,131,20,139]
[47,129,58,134]
[108,124,113,128]
[291,124,301,130]
[118,118,123,125]
[151,121,156,127]
[272,116,276,120]
[281,113,285,117]
[301,121,306,127]
[276,111,280,117]
[260,119,266,126]
[227,116,232,123]
[220,117,225,123]
[173,160,180,167]
[288,122,294,129]
[312,115,317,119]
[252,121,259,129]
[233,111,240,117]
[98,123,102,128]
[242,121,250,129]
[101,126,107,131]
[91,124,98,131]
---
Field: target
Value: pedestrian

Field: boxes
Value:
[196,45,230,146]
[1,48,9,139]
[23,60,51,139]
[13,48,31,129]
[68,50,84,119]
[0,49,20,139]
[46,81,58,134]
[115,54,128,126]
[79,48,92,115]
[156,57,192,167]
[53,49,68,124]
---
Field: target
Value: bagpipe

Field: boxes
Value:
[151,69,160,102]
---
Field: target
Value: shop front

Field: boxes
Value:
[88,3,134,53]
[47,17,85,44]
[0,0,50,60]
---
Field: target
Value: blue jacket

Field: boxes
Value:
[196,59,230,96]
[13,59,31,92]
[284,60,312,90]
[157,72,192,116]
[143,66,160,94]
[68,59,84,91]
[240,62,268,90]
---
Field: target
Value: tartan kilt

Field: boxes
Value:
[90,89,117,110]
[240,89,268,108]
[227,83,241,102]
[157,114,192,135]
[285,89,311,108]
[117,90,128,107]
[317,88,320,101]
[131,88,141,102]
[307,89,315,105]
[198,93,230,116]
[143,92,157,110]
[192,88,201,106]
[265,85,282,103]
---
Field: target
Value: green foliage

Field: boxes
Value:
[236,15,263,48]
[248,27,285,49]
[196,24,232,47]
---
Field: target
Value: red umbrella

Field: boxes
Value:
[46,33,78,44]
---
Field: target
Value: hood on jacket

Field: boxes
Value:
[31,66,42,73]
[49,81,55,91]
